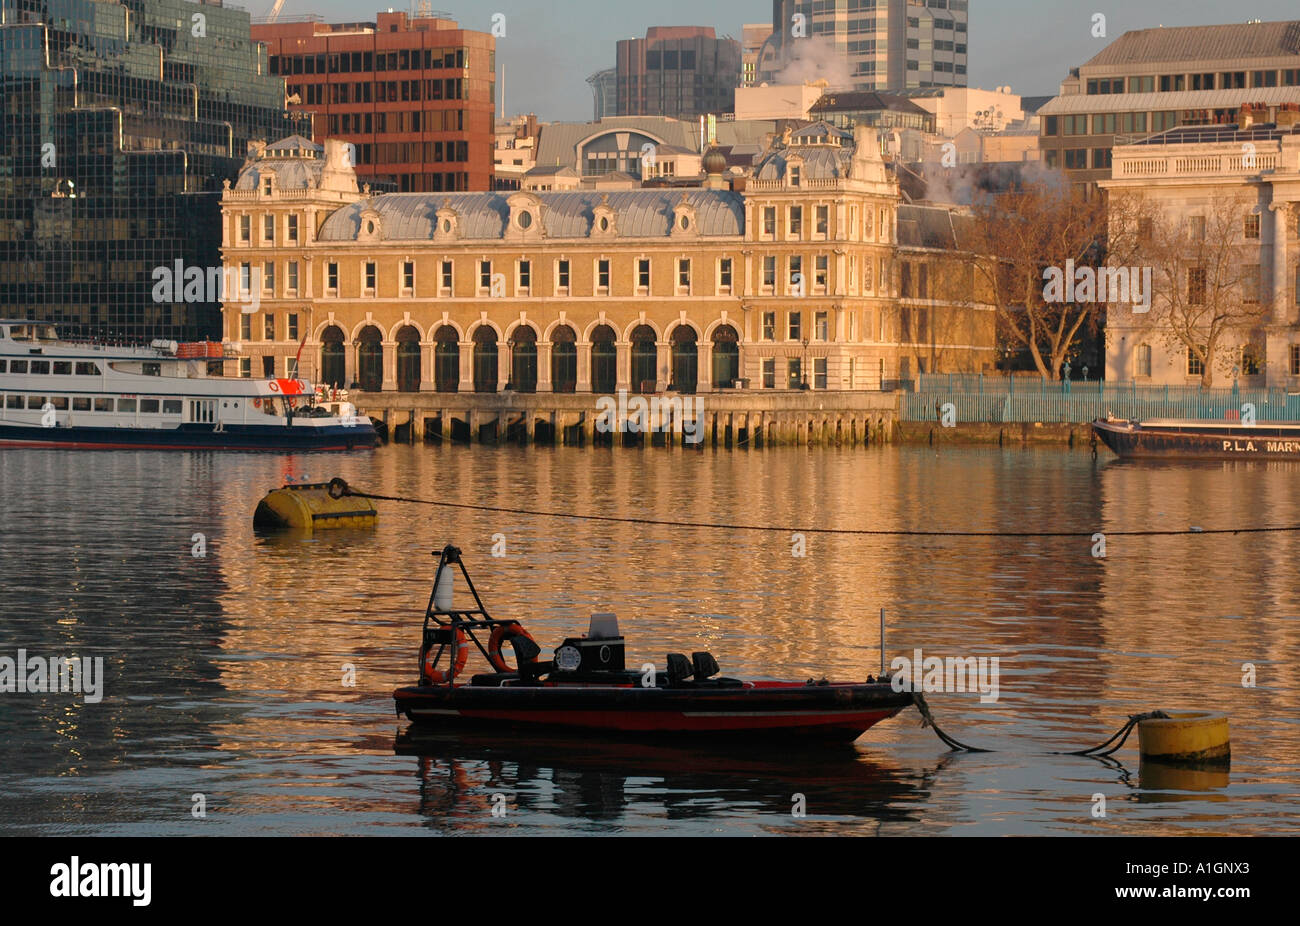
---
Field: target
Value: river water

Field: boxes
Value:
[0,444,1296,835]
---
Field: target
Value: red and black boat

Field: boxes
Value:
[393,546,912,742]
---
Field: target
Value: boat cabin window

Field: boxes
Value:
[163,399,182,415]
[72,397,90,411]
[53,361,71,375]
[4,395,19,409]
[142,362,161,376]
[0,360,6,373]
[140,398,160,414]
[93,398,112,412]
[75,362,100,376]
[26,395,45,409]
[9,325,31,341]
[9,360,26,374]
[50,396,68,410]
[30,361,49,375]
[117,398,136,413]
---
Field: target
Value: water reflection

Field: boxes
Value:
[2,445,1298,834]
[396,729,936,831]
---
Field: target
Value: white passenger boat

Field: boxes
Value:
[0,320,377,451]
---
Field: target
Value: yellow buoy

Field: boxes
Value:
[253,482,378,534]
[1137,711,1230,763]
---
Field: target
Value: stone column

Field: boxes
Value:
[1271,202,1291,324]
[344,341,356,387]
[699,342,714,393]
[616,341,631,392]
[655,341,670,392]
[458,342,474,392]
[419,341,436,390]
[381,340,397,391]
[576,342,592,391]
[538,342,553,392]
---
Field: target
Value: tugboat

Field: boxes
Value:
[1092,416,1300,460]
[392,546,913,741]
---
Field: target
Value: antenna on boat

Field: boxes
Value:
[880,607,886,678]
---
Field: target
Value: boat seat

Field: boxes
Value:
[691,651,720,681]
[665,653,695,685]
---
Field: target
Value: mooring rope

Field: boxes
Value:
[911,691,1169,757]
[325,477,1185,759]
[327,478,1298,539]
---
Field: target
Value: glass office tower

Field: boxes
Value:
[0,0,308,342]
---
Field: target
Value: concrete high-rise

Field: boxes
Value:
[756,0,969,92]
[615,27,741,120]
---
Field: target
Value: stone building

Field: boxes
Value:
[1100,109,1300,387]
[219,123,994,393]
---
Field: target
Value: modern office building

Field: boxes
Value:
[1039,20,1300,187]
[220,123,995,394]
[615,27,742,120]
[587,68,618,120]
[0,0,308,343]
[253,9,495,193]
[756,0,969,92]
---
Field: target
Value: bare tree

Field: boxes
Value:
[962,179,1110,380]
[1127,193,1271,387]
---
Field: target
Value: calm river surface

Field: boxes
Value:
[1,444,1297,835]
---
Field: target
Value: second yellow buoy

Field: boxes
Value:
[1137,710,1230,763]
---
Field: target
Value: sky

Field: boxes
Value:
[294,0,1300,122]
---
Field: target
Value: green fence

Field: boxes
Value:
[904,375,1300,423]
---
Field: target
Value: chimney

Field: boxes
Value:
[1275,102,1300,128]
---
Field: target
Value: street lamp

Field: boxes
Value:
[504,335,516,391]
[801,334,810,389]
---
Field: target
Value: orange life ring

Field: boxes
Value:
[423,628,468,684]
[487,623,537,673]
[253,398,262,408]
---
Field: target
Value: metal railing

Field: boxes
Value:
[903,374,1300,423]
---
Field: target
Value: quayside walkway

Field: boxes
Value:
[350,391,900,448]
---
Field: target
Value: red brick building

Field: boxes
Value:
[254,11,495,192]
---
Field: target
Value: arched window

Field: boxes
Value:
[551,325,577,394]
[396,325,421,392]
[711,324,740,388]
[434,325,459,392]
[630,324,657,394]
[590,324,617,394]
[473,326,498,393]
[320,325,345,389]
[357,325,383,391]
[670,325,698,394]
[509,325,538,393]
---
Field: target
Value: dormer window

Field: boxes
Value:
[790,165,801,186]
[262,176,272,195]
[517,210,533,230]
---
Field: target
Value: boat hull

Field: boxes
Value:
[1092,419,1300,461]
[393,681,912,741]
[0,421,377,451]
